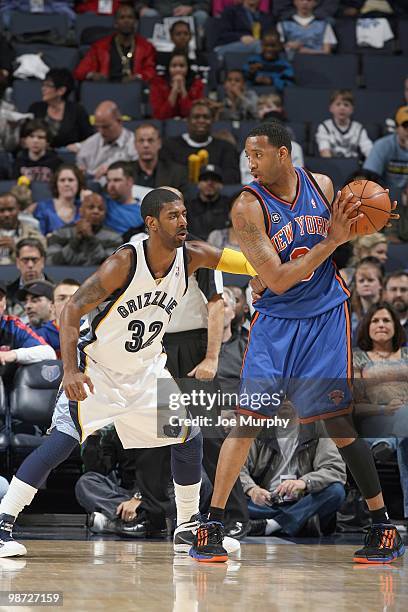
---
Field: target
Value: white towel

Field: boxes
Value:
[356,17,394,49]
[13,54,50,79]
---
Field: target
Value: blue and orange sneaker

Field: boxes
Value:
[189,521,228,563]
[353,524,405,564]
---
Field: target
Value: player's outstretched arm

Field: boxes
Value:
[185,240,256,276]
[231,190,361,295]
[60,248,133,401]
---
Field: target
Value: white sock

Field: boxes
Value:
[265,519,281,536]
[0,477,38,520]
[174,480,201,526]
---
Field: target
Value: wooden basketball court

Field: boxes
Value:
[1,538,407,611]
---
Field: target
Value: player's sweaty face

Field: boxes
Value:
[245,136,282,184]
[158,202,188,248]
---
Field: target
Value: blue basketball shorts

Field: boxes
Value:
[239,302,353,422]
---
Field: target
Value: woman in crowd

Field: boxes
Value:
[33,164,85,236]
[351,257,384,343]
[150,52,204,120]
[341,233,388,285]
[353,302,408,521]
[29,68,93,148]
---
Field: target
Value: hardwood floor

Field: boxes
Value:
[0,539,406,611]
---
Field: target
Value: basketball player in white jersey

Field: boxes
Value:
[0,188,255,558]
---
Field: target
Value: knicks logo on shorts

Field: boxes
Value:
[328,389,345,405]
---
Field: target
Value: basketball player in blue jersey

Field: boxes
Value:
[190,122,405,565]
[0,188,255,559]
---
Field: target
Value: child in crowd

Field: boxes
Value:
[216,69,258,121]
[277,0,337,56]
[12,119,62,183]
[150,52,204,120]
[243,29,294,92]
[316,89,373,159]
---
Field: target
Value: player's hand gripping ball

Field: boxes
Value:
[340,180,398,236]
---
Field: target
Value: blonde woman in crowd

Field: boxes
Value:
[341,233,388,286]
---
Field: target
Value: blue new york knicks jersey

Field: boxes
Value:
[244,167,349,318]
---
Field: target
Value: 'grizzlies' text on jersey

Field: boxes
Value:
[79,239,188,372]
[245,167,349,318]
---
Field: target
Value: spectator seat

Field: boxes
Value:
[138,16,162,39]
[12,79,42,113]
[352,90,402,123]
[287,122,308,148]
[223,52,252,72]
[362,56,408,91]
[79,81,143,117]
[164,119,188,138]
[56,148,77,165]
[235,120,259,148]
[304,156,359,190]
[9,361,63,456]
[75,13,114,45]
[0,181,52,202]
[204,17,224,53]
[14,44,80,72]
[285,87,332,123]
[9,11,69,41]
[293,54,359,89]
[30,182,53,202]
[397,19,408,55]
[0,152,12,180]
[221,184,243,197]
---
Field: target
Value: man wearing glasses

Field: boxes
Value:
[6,238,53,319]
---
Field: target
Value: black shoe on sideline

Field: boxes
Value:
[225,521,250,540]
[249,519,267,536]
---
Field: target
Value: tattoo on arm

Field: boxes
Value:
[71,274,109,309]
[234,213,273,267]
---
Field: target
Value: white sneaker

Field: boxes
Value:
[0,539,27,558]
[174,514,201,553]
[223,536,240,554]
[173,514,240,554]
[88,512,117,534]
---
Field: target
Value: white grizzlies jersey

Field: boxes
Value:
[79,239,188,373]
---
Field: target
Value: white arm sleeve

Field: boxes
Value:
[14,344,57,364]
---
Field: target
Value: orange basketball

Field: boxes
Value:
[340,180,391,236]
